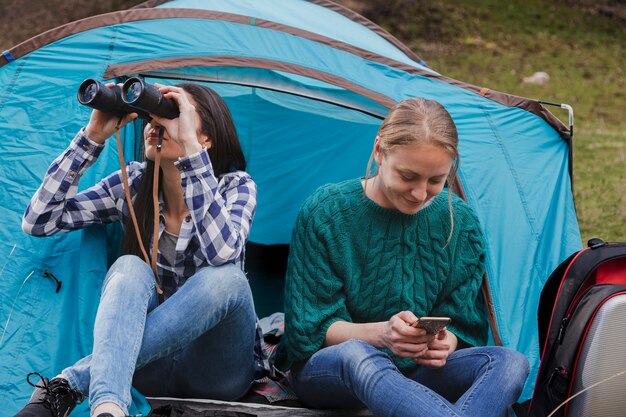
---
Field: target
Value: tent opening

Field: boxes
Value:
[246,242,289,317]
[105,69,388,317]
[111,71,384,246]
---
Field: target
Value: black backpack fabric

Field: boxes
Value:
[528,238,626,417]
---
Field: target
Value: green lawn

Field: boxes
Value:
[353,0,626,243]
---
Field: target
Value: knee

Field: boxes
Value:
[103,255,155,294]
[108,255,152,276]
[331,340,397,394]
[188,264,251,300]
[334,339,389,374]
[489,347,530,391]
[202,374,253,402]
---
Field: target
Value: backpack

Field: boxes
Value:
[528,238,626,417]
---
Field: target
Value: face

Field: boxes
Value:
[143,91,209,161]
[373,141,454,214]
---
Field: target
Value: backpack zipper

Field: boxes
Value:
[557,315,570,344]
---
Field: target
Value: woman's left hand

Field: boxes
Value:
[412,329,458,368]
[150,84,203,155]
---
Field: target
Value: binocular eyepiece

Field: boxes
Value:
[77,77,180,120]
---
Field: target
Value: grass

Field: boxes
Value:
[354,0,626,243]
[575,127,626,241]
[2,0,624,242]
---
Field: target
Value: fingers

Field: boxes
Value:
[390,341,429,358]
[412,345,450,368]
[117,112,138,129]
[150,113,165,127]
[427,337,450,352]
[413,356,449,368]
[396,310,419,326]
[156,84,187,102]
[390,338,448,359]
[390,312,433,342]
[437,328,447,340]
[385,312,436,358]
[417,347,450,360]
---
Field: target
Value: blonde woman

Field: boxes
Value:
[276,98,529,417]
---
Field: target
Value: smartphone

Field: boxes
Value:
[413,317,451,335]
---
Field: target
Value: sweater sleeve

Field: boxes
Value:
[276,192,352,370]
[430,207,488,348]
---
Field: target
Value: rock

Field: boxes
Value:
[522,71,550,85]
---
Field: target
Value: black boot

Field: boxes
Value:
[14,372,84,417]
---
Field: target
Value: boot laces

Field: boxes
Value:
[27,372,83,417]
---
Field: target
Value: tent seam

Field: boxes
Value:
[0,56,27,116]
[0,9,569,140]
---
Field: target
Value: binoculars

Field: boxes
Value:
[77,77,179,120]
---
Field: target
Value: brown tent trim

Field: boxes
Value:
[0,9,247,67]
[479,274,503,346]
[0,8,569,140]
[437,78,570,140]
[304,0,423,64]
[103,56,397,110]
[449,178,503,346]
[132,0,424,64]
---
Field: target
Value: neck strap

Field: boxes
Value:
[115,123,163,295]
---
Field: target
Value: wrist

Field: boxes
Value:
[182,140,203,156]
[84,124,107,144]
[376,321,391,349]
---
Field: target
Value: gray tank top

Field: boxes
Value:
[159,229,178,266]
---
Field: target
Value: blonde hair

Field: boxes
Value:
[365,98,460,242]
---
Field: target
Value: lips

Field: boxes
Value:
[146,132,163,143]
[404,197,423,206]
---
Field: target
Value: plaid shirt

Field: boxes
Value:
[23,129,269,372]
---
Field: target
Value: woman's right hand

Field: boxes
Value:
[381,311,436,359]
[84,83,137,144]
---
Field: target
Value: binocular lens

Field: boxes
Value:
[77,77,178,120]
[81,83,98,104]
[125,81,142,104]
[122,77,179,119]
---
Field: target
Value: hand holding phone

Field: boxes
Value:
[410,316,451,335]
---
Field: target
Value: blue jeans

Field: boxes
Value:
[62,255,257,414]
[291,339,529,417]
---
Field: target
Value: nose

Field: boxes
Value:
[410,182,427,202]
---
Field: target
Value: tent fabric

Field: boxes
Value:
[135,0,425,65]
[0,6,568,139]
[0,0,581,414]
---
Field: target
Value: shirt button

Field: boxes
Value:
[185,216,191,222]
[82,144,90,151]
[68,171,76,177]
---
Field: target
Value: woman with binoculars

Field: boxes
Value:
[15,82,261,417]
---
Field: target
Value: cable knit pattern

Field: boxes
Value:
[276,179,488,371]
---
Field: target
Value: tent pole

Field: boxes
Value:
[538,100,575,194]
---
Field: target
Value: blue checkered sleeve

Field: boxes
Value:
[175,149,257,266]
[22,130,143,236]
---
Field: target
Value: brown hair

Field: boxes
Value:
[365,98,459,241]
[122,83,246,258]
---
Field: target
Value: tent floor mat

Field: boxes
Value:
[148,397,373,417]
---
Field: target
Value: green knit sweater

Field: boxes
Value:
[275,179,488,371]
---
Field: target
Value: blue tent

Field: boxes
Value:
[0,0,581,414]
